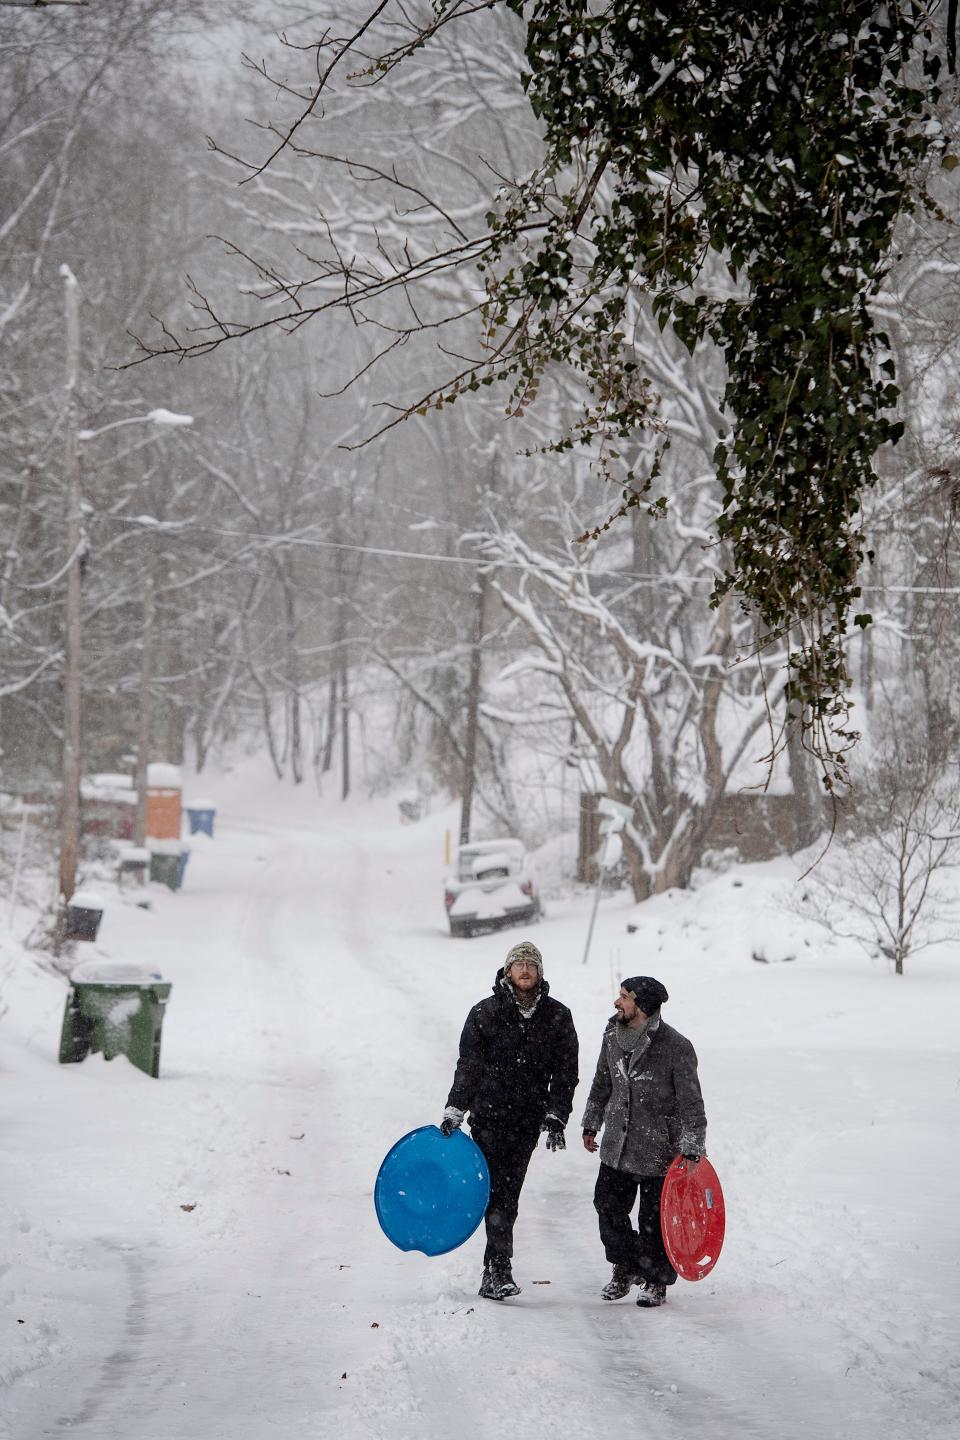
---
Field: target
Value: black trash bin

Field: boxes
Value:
[62,888,106,942]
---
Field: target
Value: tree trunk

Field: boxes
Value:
[289,691,303,785]
[246,658,283,780]
[281,579,302,785]
[459,565,490,845]
[785,692,824,848]
[340,636,350,800]
[0,465,36,625]
[622,833,652,901]
[194,704,209,773]
[161,636,184,766]
[322,671,338,774]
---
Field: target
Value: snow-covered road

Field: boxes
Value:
[2,776,957,1438]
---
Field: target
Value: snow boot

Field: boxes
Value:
[482,1258,520,1301]
[600,1263,638,1301]
[635,1280,667,1308]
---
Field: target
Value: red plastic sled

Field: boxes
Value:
[660,1155,725,1281]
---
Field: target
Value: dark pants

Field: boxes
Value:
[593,1162,677,1287]
[470,1121,540,1264]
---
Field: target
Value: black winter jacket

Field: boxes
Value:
[446,970,579,1131]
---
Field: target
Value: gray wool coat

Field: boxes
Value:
[580,1017,707,1177]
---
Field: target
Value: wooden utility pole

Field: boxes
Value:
[134,567,155,848]
[459,563,490,846]
[58,264,81,904]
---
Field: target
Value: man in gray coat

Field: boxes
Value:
[581,975,706,1308]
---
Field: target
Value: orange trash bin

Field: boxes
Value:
[146,763,182,840]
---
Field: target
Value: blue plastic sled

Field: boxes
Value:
[375,1125,490,1256]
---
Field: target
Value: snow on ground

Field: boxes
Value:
[1,761,958,1439]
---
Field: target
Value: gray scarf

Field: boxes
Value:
[614,1012,659,1069]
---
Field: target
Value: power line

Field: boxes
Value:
[91,512,960,596]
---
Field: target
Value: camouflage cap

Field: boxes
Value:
[504,940,544,976]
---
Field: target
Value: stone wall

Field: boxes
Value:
[577,789,816,883]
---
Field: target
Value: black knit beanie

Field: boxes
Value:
[621,975,669,1014]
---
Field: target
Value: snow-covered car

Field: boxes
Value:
[444,838,542,938]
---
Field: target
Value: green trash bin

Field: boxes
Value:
[58,960,172,1078]
[149,841,182,892]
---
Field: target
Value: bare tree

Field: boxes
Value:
[796,712,960,975]
[0,1,219,786]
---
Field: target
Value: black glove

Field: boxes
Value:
[440,1106,465,1137]
[681,1150,702,1164]
[542,1115,566,1152]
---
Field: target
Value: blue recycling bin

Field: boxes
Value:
[186,806,215,837]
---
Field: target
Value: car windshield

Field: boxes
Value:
[456,842,523,882]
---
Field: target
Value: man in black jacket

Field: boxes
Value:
[440,939,579,1301]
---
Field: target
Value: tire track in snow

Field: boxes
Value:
[10,809,935,1440]
[5,828,334,1439]
[282,822,638,1438]
[48,1242,188,1435]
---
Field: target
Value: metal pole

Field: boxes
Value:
[58,264,81,905]
[581,859,607,965]
[582,819,625,964]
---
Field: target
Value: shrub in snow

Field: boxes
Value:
[791,723,960,975]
